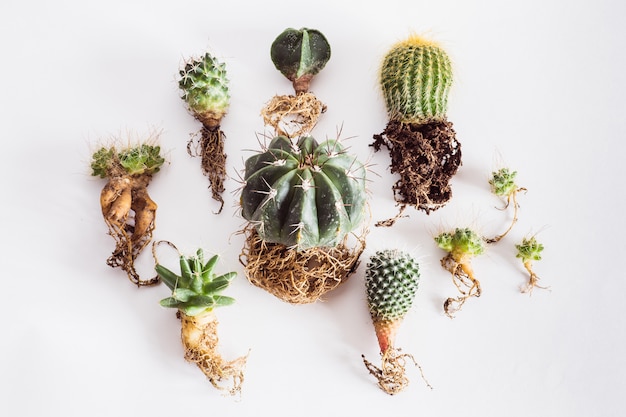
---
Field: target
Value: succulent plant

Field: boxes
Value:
[91,144,164,178]
[270,27,331,94]
[178,52,230,128]
[240,135,366,251]
[380,35,453,125]
[489,168,519,198]
[516,236,543,263]
[155,249,236,317]
[365,249,420,354]
[435,227,485,260]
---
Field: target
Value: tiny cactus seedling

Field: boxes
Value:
[241,135,367,251]
[486,168,527,243]
[178,51,231,213]
[372,34,461,223]
[270,27,331,95]
[362,249,431,395]
[516,236,548,294]
[435,227,485,318]
[153,242,247,396]
[91,140,165,286]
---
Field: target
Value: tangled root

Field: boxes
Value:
[101,172,159,287]
[362,348,432,395]
[372,119,461,224]
[441,254,481,318]
[187,126,227,214]
[180,311,248,396]
[261,92,326,138]
[239,227,366,304]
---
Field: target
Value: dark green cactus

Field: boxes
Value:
[241,135,366,251]
[380,35,453,125]
[366,249,420,323]
[179,52,230,127]
[155,249,236,317]
[270,27,331,94]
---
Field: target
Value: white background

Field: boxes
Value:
[1,0,624,415]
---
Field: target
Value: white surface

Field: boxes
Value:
[1,0,624,415]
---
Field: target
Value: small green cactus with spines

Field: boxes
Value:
[270,27,331,94]
[516,236,544,262]
[241,135,366,250]
[435,228,485,259]
[380,35,453,125]
[366,249,420,326]
[90,144,164,178]
[490,168,519,198]
[179,52,230,126]
[155,249,236,317]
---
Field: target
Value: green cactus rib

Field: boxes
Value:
[241,136,366,250]
[380,41,452,124]
[155,249,236,317]
[365,249,420,322]
[91,144,164,178]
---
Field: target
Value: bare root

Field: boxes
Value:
[239,227,365,304]
[187,127,227,214]
[441,254,481,318]
[261,93,326,138]
[362,348,432,395]
[180,311,248,396]
[101,173,159,287]
[521,260,550,295]
[485,187,527,244]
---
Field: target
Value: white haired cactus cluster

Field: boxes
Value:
[240,135,366,251]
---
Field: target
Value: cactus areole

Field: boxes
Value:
[241,136,366,251]
[270,27,331,94]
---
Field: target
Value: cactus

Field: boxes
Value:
[485,167,527,243]
[179,52,230,129]
[365,250,420,354]
[154,245,247,395]
[362,249,430,395]
[516,236,548,294]
[372,34,461,221]
[178,52,231,212]
[241,135,366,251]
[270,27,331,94]
[380,35,453,125]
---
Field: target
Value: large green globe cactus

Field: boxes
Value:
[240,135,366,251]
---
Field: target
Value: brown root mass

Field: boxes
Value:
[362,348,432,395]
[101,168,159,286]
[261,92,326,138]
[239,227,365,304]
[371,119,461,225]
[441,254,481,318]
[187,126,227,214]
[179,311,247,396]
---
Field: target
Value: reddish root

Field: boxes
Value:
[187,126,227,214]
[362,348,432,395]
[441,254,481,318]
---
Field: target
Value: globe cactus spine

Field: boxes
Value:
[178,51,231,213]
